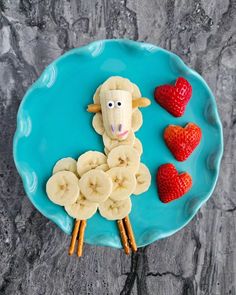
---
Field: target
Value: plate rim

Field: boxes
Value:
[13,39,224,248]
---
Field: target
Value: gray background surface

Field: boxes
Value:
[0,0,236,294]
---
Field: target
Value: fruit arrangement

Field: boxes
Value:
[45,75,203,255]
[46,77,151,256]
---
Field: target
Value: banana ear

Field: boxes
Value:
[87,104,101,113]
[132,98,151,108]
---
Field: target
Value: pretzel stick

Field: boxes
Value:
[117,220,130,255]
[87,104,101,113]
[123,216,137,252]
[77,220,87,257]
[132,97,151,108]
[68,219,81,256]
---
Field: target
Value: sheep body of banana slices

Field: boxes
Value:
[46,148,151,221]
[46,77,151,221]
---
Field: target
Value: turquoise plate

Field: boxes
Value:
[13,40,223,248]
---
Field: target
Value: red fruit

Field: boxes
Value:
[156,163,192,203]
[154,77,192,117]
[164,123,202,161]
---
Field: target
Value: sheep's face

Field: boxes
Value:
[100,90,132,140]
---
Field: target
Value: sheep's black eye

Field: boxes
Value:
[107,100,114,109]
[115,101,122,108]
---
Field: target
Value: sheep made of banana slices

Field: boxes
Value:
[46,77,151,221]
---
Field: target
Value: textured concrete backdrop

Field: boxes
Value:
[0,0,236,294]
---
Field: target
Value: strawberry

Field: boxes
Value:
[164,123,202,161]
[154,77,192,117]
[156,163,192,203]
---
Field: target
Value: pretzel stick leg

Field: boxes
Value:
[117,220,130,255]
[68,220,81,256]
[77,220,87,257]
[123,216,137,252]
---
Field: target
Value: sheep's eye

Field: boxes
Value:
[107,100,114,109]
[115,101,122,108]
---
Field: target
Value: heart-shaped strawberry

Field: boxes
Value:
[154,77,192,117]
[156,163,192,203]
[164,123,202,161]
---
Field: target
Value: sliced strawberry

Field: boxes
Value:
[164,123,202,161]
[156,163,192,203]
[154,77,192,117]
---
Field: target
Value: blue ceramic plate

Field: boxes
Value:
[13,40,223,248]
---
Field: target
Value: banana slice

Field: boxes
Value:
[92,113,104,135]
[132,83,141,98]
[95,163,109,172]
[46,171,79,206]
[106,167,136,201]
[93,78,141,104]
[79,170,112,203]
[132,109,143,132]
[100,76,134,94]
[52,157,77,174]
[133,137,143,155]
[65,193,98,220]
[99,197,132,220]
[107,145,140,173]
[77,151,107,177]
[93,85,101,104]
[103,130,135,151]
[104,147,110,156]
[134,163,151,195]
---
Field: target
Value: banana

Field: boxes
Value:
[133,137,143,155]
[106,167,136,201]
[92,113,105,135]
[79,170,113,203]
[132,109,143,131]
[98,197,132,220]
[93,85,101,104]
[134,163,151,195]
[102,130,135,151]
[100,89,133,140]
[107,145,140,173]
[64,192,98,220]
[52,157,77,175]
[77,151,107,177]
[46,171,80,206]
[95,163,109,172]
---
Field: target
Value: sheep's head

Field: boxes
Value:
[87,77,151,140]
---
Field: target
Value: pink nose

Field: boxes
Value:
[117,130,128,138]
